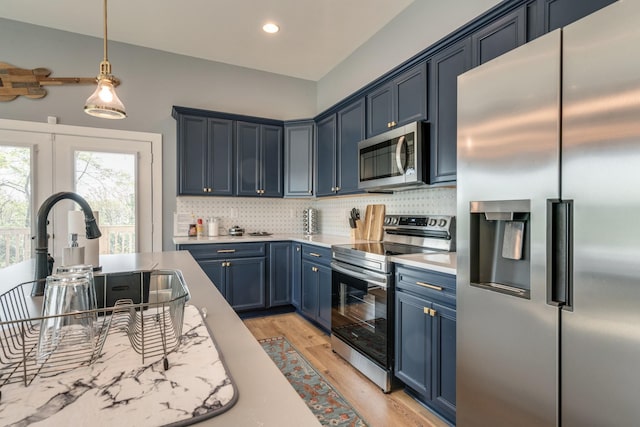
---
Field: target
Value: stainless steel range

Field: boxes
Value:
[330,214,455,392]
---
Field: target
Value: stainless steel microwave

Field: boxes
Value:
[358,121,428,192]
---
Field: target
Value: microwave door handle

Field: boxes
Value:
[395,135,406,175]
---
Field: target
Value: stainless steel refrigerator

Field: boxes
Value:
[456,1,640,426]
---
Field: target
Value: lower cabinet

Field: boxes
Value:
[395,265,457,424]
[291,243,302,308]
[299,244,332,331]
[268,242,292,307]
[177,242,266,312]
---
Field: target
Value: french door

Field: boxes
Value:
[0,119,162,268]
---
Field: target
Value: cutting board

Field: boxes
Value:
[363,204,385,241]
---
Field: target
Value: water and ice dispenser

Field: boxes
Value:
[469,200,531,298]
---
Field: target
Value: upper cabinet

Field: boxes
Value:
[236,121,283,197]
[366,62,428,138]
[527,0,616,39]
[316,98,365,197]
[429,38,472,185]
[472,8,526,67]
[173,106,284,198]
[176,114,234,196]
[284,121,314,197]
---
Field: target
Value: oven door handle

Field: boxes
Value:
[331,262,389,289]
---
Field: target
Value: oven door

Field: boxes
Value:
[331,261,393,369]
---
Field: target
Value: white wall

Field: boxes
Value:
[0,18,317,249]
[316,0,501,112]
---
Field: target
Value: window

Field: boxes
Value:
[0,119,162,268]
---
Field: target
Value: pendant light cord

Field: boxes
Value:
[103,0,108,63]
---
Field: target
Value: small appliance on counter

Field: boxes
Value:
[303,208,318,235]
[228,225,244,236]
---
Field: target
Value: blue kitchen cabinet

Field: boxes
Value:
[315,114,337,197]
[395,265,456,424]
[268,242,292,307]
[366,62,428,138]
[336,98,365,196]
[526,0,616,40]
[178,243,266,312]
[198,259,226,297]
[291,242,302,308]
[176,114,234,196]
[236,121,283,197]
[300,244,332,331]
[226,257,266,311]
[284,121,314,197]
[472,7,526,66]
[315,98,365,197]
[428,37,472,185]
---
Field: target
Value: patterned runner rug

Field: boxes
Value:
[259,336,368,427]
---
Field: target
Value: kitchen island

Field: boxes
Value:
[0,251,320,426]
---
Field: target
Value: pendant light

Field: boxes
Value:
[84,0,126,119]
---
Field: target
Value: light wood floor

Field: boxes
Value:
[244,312,449,427]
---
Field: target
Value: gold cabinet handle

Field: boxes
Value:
[296,247,300,252]
[312,266,318,272]
[387,122,391,128]
[308,190,313,194]
[309,252,321,258]
[423,307,437,317]
[335,186,340,191]
[217,249,236,253]
[416,281,443,291]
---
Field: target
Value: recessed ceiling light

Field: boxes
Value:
[262,23,279,34]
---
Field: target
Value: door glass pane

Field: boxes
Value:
[0,145,32,268]
[74,151,136,254]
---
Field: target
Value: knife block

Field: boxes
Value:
[350,219,363,240]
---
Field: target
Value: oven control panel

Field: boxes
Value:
[383,215,454,232]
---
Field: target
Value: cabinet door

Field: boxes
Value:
[472,8,526,67]
[291,243,302,308]
[236,121,261,196]
[261,124,284,197]
[284,122,314,197]
[226,257,266,311]
[429,38,472,184]
[366,83,393,137]
[301,259,319,320]
[177,114,208,195]
[198,259,226,298]
[208,118,234,195]
[315,114,337,197]
[431,301,456,423]
[268,242,291,307]
[336,98,365,196]
[543,0,615,33]
[394,62,428,127]
[316,264,332,331]
[395,290,431,397]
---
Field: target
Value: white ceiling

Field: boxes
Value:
[0,0,415,81]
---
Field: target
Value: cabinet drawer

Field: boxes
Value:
[396,265,456,306]
[301,244,332,265]
[179,243,266,260]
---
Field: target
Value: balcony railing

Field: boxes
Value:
[0,226,136,268]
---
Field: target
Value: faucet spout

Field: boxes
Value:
[33,192,102,296]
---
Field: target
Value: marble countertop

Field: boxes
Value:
[173,233,457,275]
[0,252,320,426]
[390,252,457,275]
[173,233,359,248]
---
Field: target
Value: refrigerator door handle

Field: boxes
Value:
[547,199,573,310]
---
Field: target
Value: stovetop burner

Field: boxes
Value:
[338,241,439,256]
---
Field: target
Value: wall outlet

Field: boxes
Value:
[289,209,294,218]
[230,208,237,218]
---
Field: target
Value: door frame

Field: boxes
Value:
[0,119,163,253]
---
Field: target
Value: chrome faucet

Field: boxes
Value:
[32,192,102,296]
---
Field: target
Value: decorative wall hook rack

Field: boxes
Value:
[0,62,118,102]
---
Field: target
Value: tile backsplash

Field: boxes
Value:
[176,186,456,237]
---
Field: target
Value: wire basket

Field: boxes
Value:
[0,269,190,389]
